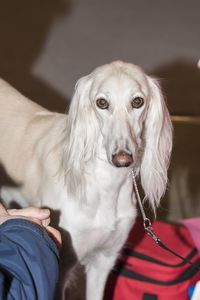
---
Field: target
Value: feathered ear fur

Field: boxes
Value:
[63,75,100,199]
[140,77,173,211]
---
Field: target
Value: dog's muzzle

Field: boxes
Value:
[112,151,133,167]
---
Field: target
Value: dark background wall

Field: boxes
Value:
[0,0,200,220]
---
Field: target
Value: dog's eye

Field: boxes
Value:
[131,97,144,109]
[96,98,109,109]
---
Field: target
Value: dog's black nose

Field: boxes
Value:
[112,151,133,167]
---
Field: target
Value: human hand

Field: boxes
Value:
[0,204,62,247]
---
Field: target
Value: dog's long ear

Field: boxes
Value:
[140,77,173,211]
[63,75,99,196]
[67,75,99,161]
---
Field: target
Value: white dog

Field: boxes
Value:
[0,61,172,300]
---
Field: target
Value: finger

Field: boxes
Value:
[8,207,50,220]
[42,217,51,227]
[24,216,43,227]
[46,226,62,248]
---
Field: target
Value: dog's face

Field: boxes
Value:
[89,61,151,168]
[68,61,172,207]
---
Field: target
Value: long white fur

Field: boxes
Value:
[0,61,173,300]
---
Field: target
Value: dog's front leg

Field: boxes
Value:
[85,253,116,300]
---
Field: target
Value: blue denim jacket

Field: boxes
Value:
[0,219,59,300]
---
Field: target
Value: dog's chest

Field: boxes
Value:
[74,210,126,262]
[70,164,134,260]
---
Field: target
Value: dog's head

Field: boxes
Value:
[66,61,173,208]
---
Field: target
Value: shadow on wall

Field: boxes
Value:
[153,60,200,116]
[152,61,200,220]
[0,0,72,112]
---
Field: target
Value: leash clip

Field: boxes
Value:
[143,218,160,244]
